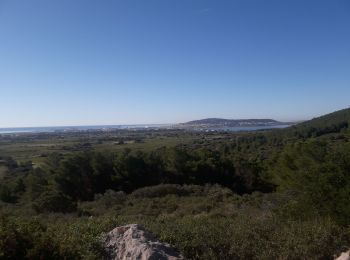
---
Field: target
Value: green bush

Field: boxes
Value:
[130,184,234,199]
[32,190,77,213]
[0,217,61,259]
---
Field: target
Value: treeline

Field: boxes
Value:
[0,146,273,213]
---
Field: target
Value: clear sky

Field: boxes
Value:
[0,0,349,127]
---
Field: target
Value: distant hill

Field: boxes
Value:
[178,107,350,134]
[181,118,288,127]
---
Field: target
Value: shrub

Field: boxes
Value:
[32,190,76,213]
[130,184,191,198]
[130,184,234,199]
[79,190,126,216]
[0,217,61,259]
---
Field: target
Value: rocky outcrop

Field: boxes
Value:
[103,224,184,260]
[336,250,350,260]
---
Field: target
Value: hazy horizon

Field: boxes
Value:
[1,0,349,127]
[0,115,313,129]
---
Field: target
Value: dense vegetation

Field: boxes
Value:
[1,107,350,259]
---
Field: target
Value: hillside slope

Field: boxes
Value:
[284,107,350,138]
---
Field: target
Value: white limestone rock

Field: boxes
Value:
[103,224,184,260]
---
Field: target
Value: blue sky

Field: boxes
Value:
[0,0,349,127]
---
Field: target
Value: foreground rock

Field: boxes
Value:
[336,251,350,260]
[103,224,184,260]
